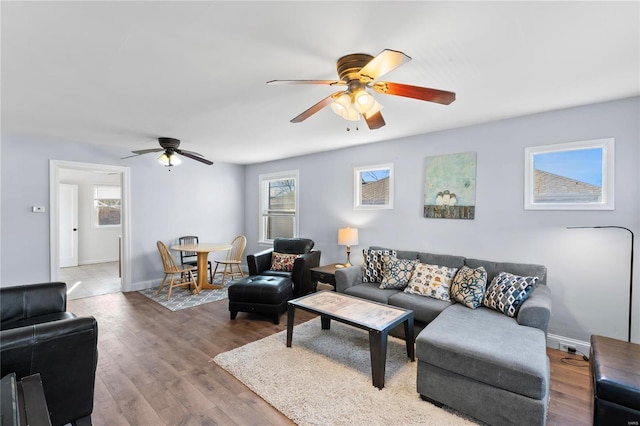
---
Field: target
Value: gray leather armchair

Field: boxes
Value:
[246,237,321,297]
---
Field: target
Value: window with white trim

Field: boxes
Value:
[259,170,298,243]
[94,185,121,227]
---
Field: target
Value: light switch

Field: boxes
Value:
[32,206,46,213]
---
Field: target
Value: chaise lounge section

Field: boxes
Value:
[335,247,551,425]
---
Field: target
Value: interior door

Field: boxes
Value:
[59,183,79,267]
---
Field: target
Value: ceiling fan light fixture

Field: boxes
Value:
[353,89,375,114]
[363,100,383,119]
[331,93,360,121]
[157,152,182,167]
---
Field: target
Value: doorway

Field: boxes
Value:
[50,160,132,298]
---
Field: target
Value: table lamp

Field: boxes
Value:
[338,227,359,267]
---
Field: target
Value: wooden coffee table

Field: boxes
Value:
[286,292,414,389]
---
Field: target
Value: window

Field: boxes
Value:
[524,138,614,210]
[259,170,298,243]
[354,163,394,209]
[94,185,121,226]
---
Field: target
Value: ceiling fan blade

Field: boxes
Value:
[364,111,386,130]
[290,91,343,123]
[175,149,213,165]
[179,149,205,157]
[120,148,163,159]
[267,80,346,86]
[372,82,456,105]
[358,49,411,83]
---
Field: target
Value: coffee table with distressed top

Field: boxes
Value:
[286,291,414,389]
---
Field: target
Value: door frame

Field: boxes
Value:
[49,160,132,291]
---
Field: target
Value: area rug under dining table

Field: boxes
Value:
[213,318,478,426]
[138,276,236,311]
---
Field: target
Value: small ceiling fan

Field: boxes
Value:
[267,49,455,130]
[121,137,213,166]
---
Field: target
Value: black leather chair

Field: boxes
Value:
[1,282,98,426]
[246,237,321,297]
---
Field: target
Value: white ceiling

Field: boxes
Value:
[2,1,638,165]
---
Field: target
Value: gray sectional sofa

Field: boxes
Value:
[334,247,552,426]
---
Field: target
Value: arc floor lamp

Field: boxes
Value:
[567,226,634,342]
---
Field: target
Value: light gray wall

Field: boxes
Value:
[244,97,640,346]
[1,134,245,288]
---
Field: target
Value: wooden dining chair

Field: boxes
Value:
[212,235,247,285]
[156,241,197,300]
[179,235,213,283]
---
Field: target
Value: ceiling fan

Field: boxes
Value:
[267,49,456,130]
[121,137,213,167]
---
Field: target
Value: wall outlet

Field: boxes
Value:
[32,206,46,213]
[559,343,576,353]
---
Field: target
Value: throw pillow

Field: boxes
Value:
[270,252,299,272]
[483,272,539,317]
[379,256,418,289]
[404,263,458,301]
[450,266,488,309]
[362,249,397,283]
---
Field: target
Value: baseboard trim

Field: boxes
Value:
[78,258,119,265]
[128,279,161,292]
[547,333,590,355]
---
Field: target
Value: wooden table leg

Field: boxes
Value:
[197,251,223,290]
[286,305,295,347]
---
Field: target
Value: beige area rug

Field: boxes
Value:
[213,318,478,426]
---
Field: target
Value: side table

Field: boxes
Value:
[310,263,344,291]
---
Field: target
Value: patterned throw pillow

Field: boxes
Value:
[404,263,458,301]
[362,249,397,283]
[379,256,418,289]
[450,266,488,309]
[483,272,539,317]
[270,252,299,272]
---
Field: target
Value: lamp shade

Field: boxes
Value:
[338,227,359,246]
[157,152,182,166]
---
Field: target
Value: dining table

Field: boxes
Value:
[171,243,232,292]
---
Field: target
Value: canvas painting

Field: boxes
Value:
[424,152,477,219]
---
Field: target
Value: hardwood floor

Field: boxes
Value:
[68,292,592,425]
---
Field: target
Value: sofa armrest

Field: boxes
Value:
[517,284,552,333]
[0,316,98,426]
[1,282,67,327]
[335,266,363,293]
[247,248,274,275]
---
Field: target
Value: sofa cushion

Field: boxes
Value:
[379,257,418,289]
[388,292,453,324]
[404,263,458,301]
[416,304,548,400]
[465,258,547,286]
[343,283,400,304]
[418,252,465,269]
[450,266,488,309]
[370,246,419,261]
[483,272,538,317]
[362,249,396,283]
[270,252,299,272]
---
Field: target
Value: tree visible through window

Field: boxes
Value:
[94,185,121,226]
[259,171,298,242]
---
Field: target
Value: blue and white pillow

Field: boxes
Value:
[483,272,538,317]
[362,249,396,283]
[379,256,418,289]
[450,266,488,309]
